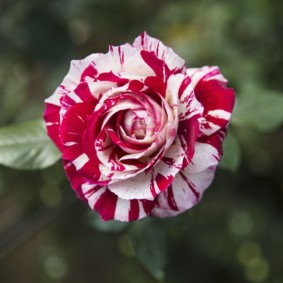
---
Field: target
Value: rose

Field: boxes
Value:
[44,32,235,221]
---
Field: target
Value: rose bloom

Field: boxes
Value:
[44,32,235,222]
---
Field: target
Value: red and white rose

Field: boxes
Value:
[44,32,235,221]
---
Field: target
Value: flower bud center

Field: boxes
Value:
[123,108,156,141]
[132,117,146,139]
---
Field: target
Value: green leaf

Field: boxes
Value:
[219,131,241,172]
[232,85,283,132]
[0,119,60,170]
[129,219,167,281]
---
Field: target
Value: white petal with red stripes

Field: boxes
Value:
[44,32,235,222]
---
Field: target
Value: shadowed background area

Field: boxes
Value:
[0,0,283,282]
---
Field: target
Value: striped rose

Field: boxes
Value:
[44,32,235,221]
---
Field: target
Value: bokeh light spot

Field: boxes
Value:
[43,255,67,279]
[237,241,261,265]
[245,257,270,282]
[68,19,92,45]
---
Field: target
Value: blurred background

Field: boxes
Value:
[0,0,283,282]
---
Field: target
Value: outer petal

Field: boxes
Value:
[52,54,101,102]
[63,160,88,201]
[44,103,63,151]
[187,129,226,174]
[94,44,157,77]
[133,32,186,73]
[66,54,102,86]
[44,54,101,129]
[87,187,155,221]
[65,163,133,223]
[151,128,226,217]
[151,166,216,218]
[187,66,228,87]
[64,165,155,221]
[187,66,235,136]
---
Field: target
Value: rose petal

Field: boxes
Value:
[187,66,235,136]
[121,51,156,77]
[108,136,186,200]
[44,103,62,151]
[133,32,186,73]
[187,66,227,87]
[58,54,101,97]
[177,116,200,167]
[177,75,203,122]
[151,165,216,217]
[186,128,225,175]
[71,178,155,221]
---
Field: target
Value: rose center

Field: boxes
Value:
[132,117,146,139]
[123,109,155,140]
